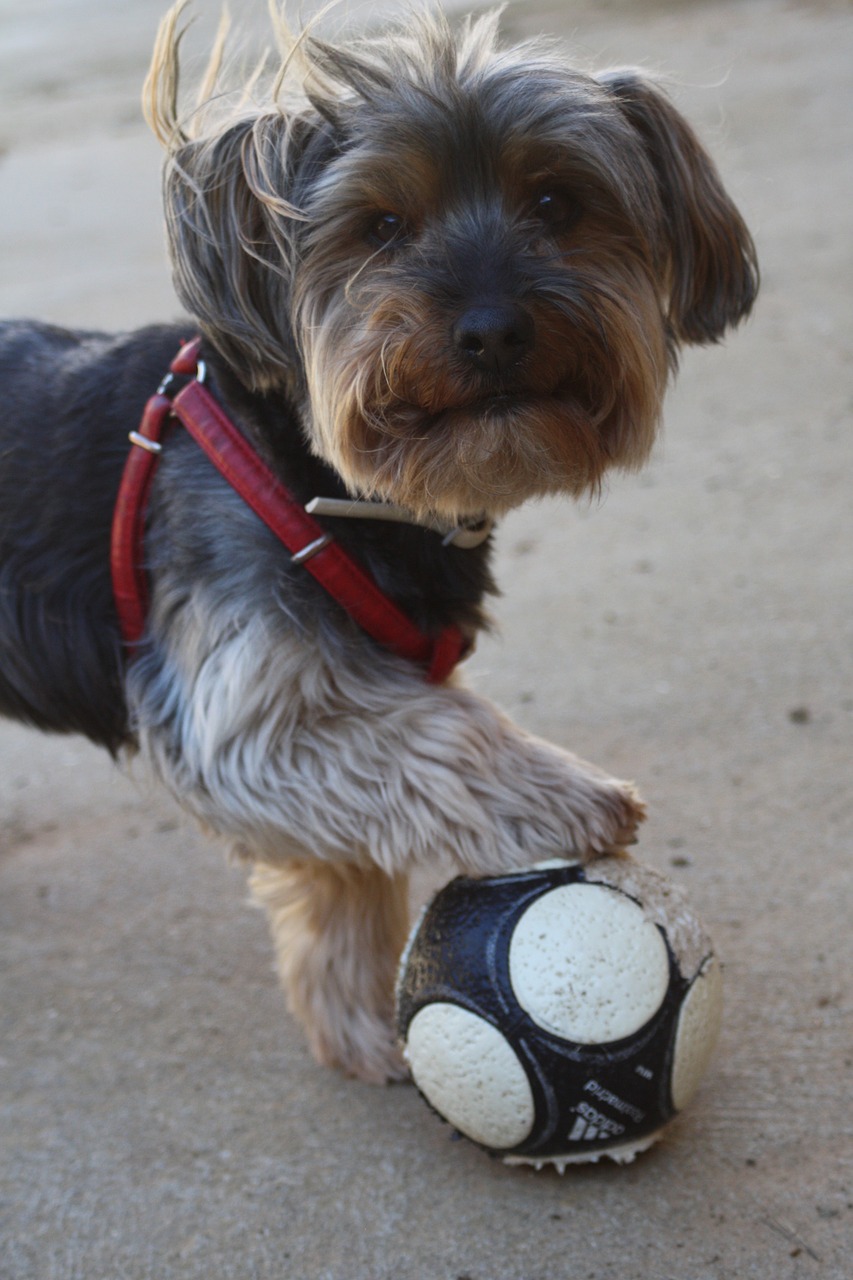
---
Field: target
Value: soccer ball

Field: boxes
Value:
[396,856,722,1169]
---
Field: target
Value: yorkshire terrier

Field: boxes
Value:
[0,5,757,1082]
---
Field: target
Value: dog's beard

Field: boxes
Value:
[298,260,670,523]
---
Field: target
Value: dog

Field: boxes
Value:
[0,4,757,1083]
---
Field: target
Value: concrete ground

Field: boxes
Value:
[1,0,851,1276]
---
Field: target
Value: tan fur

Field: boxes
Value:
[250,860,410,1081]
[297,245,669,521]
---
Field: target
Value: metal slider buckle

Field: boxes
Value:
[128,431,163,454]
[291,533,333,565]
[157,355,206,398]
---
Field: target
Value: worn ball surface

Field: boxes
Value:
[396,856,722,1169]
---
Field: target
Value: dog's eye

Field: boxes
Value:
[370,213,407,247]
[533,190,582,232]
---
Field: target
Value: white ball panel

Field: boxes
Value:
[670,956,723,1111]
[509,884,671,1044]
[405,1003,535,1150]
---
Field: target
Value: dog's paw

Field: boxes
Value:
[498,749,647,867]
[450,712,648,871]
[581,777,646,859]
[308,1012,410,1086]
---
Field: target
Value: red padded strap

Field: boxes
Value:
[110,392,172,649]
[170,336,202,376]
[111,343,467,681]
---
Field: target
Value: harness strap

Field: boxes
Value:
[111,340,468,683]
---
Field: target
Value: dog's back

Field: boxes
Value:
[0,321,182,749]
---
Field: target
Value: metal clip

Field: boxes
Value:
[128,431,163,454]
[291,533,333,565]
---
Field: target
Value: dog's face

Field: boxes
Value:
[150,12,757,522]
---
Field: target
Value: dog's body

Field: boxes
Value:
[0,7,756,1081]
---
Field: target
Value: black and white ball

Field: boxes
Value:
[396,857,722,1169]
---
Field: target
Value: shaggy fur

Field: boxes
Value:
[0,4,756,1081]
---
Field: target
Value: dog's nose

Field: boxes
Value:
[453,304,534,375]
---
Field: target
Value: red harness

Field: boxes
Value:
[110,339,467,683]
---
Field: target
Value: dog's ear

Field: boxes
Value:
[597,70,758,345]
[161,112,329,390]
[143,2,332,390]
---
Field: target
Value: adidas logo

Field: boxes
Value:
[567,1102,625,1142]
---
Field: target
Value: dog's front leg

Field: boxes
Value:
[237,684,644,1081]
[250,859,410,1083]
[131,629,643,1079]
[133,628,643,876]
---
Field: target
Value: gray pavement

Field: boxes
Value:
[1,1,851,1277]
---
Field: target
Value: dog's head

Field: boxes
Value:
[147,6,757,522]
